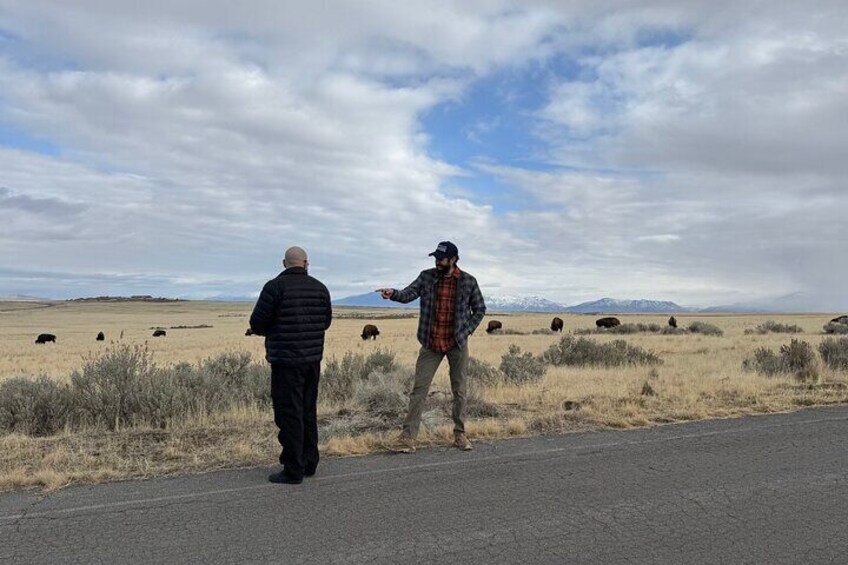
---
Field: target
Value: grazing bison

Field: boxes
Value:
[245,328,255,336]
[361,324,380,340]
[35,333,56,344]
[152,330,167,337]
[96,331,105,341]
[550,317,564,332]
[830,315,848,325]
[668,316,678,328]
[486,320,503,334]
[595,317,621,329]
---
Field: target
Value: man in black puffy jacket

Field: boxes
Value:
[250,246,332,484]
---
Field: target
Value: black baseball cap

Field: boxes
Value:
[428,241,458,260]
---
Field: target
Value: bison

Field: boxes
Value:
[152,330,167,337]
[830,315,848,325]
[96,331,105,341]
[361,324,380,340]
[595,317,621,329]
[245,328,256,336]
[550,317,564,332]
[486,320,503,334]
[35,333,56,344]
[668,316,678,328]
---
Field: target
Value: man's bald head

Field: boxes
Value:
[283,246,308,269]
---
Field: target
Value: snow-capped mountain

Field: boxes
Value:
[563,298,689,314]
[483,295,564,312]
[333,293,689,313]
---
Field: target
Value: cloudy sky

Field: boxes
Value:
[1,1,846,309]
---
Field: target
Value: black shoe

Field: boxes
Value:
[268,470,303,484]
[304,467,317,477]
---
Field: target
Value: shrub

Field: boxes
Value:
[531,328,556,335]
[742,339,819,381]
[542,336,662,367]
[69,343,159,429]
[744,321,804,334]
[466,357,504,386]
[491,328,527,335]
[499,345,547,384]
[321,350,397,405]
[575,323,664,335]
[822,322,848,335]
[351,371,409,419]
[742,347,785,376]
[661,327,688,335]
[687,321,724,337]
[462,360,503,418]
[0,376,72,436]
[818,338,848,371]
[780,340,819,382]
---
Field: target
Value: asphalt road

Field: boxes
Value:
[2,406,847,564]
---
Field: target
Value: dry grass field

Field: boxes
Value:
[2,299,847,491]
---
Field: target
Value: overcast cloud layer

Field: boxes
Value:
[0,1,846,310]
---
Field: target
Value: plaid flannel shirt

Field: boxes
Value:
[429,268,459,352]
[391,267,487,350]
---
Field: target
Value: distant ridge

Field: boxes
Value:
[0,294,50,302]
[333,292,417,308]
[562,298,689,314]
[333,293,689,313]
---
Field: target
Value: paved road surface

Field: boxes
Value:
[2,406,847,564]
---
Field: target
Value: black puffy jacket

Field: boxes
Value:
[249,267,333,365]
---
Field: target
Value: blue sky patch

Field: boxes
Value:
[0,123,61,156]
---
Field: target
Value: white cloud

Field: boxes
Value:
[1,1,846,310]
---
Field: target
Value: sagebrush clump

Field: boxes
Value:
[822,322,848,335]
[499,345,547,384]
[742,339,819,381]
[0,345,270,435]
[687,321,724,337]
[0,375,70,436]
[542,336,662,367]
[818,337,848,371]
[321,349,397,405]
[744,320,804,335]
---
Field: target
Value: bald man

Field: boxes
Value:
[250,246,333,484]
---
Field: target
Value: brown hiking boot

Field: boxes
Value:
[453,432,472,451]
[388,433,415,453]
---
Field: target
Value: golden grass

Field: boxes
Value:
[2,300,847,491]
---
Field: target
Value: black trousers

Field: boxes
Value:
[271,362,320,480]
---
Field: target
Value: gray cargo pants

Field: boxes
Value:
[401,345,469,439]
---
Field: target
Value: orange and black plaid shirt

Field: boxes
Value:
[428,267,460,352]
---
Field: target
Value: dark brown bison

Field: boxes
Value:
[96,331,105,341]
[830,315,848,324]
[35,333,56,344]
[550,317,564,332]
[668,316,678,328]
[152,330,167,337]
[595,317,621,329]
[486,320,503,334]
[361,324,380,340]
[245,328,255,336]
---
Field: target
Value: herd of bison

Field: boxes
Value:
[32,315,848,345]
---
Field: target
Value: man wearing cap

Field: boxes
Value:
[377,241,487,452]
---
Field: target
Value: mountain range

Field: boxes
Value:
[333,293,688,313]
[331,292,844,314]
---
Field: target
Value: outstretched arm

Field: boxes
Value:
[377,272,425,304]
